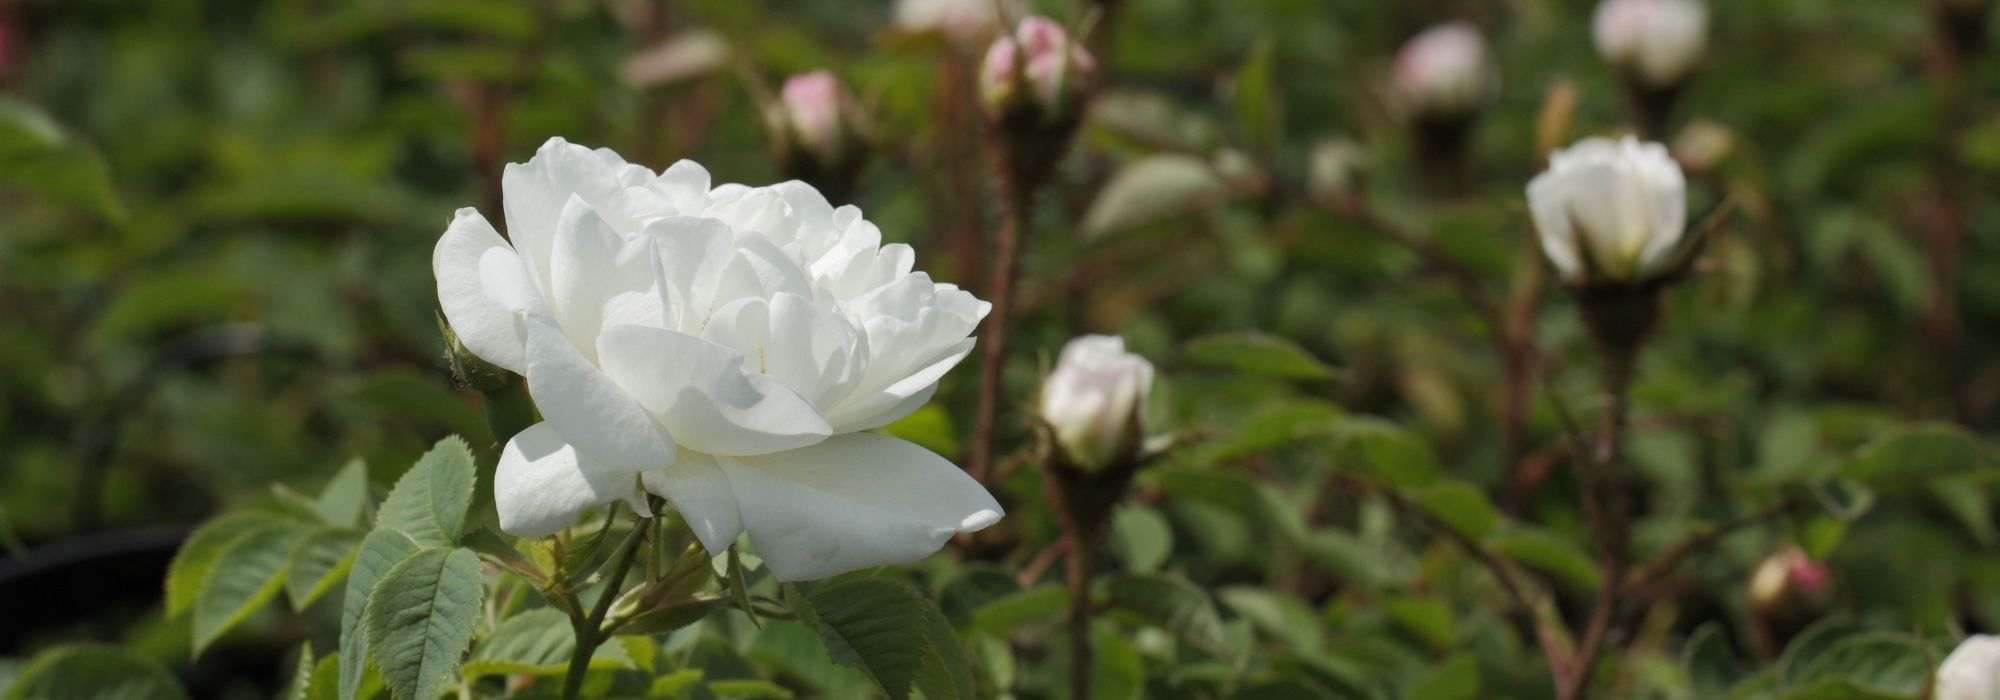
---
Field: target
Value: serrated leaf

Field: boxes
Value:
[193,521,311,654]
[364,548,485,700]
[1183,332,1335,381]
[786,579,976,700]
[283,643,315,700]
[1106,574,1225,650]
[166,511,287,616]
[1487,528,1600,592]
[375,437,477,547]
[1413,481,1500,540]
[315,460,370,528]
[1082,154,1228,237]
[1217,587,1322,653]
[340,529,419,700]
[463,608,633,677]
[286,529,362,611]
[0,644,187,700]
[1782,631,1929,697]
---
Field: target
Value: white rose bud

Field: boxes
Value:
[980,15,1097,124]
[1039,335,1155,472]
[896,0,1018,48]
[434,137,1002,581]
[1393,22,1496,119]
[1593,0,1709,89]
[1526,136,1689,287]
[1938,635,2000,700]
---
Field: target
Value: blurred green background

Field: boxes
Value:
[4,0,2000,698]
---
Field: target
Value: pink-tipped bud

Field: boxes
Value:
[779,71,845,163]
[979,16,1097,124]
[764,71,869,200]
[1393,22,1496,119]
[1749,546,1833,615]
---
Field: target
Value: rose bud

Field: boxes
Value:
[1039,335,1155,473]
[1393,22,1496,194]
[1937,635,2000,700]
[764,71,869,201]
[1593,0,1709,90]
[896,0,1017,49]
[1528,135,1696,351]
[979,16,1097,128]
[1528,136,1693,289]
[1393,22,1496,121]
[1747,546,1832,616]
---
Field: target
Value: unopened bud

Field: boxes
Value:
[980,16,1097,127]
[1527,136,1693,290]
[765,71,869,202]
[1748,545,1832,617]
[1039,335,1155,472]
[1393,22,1496,120]
[1593,0,1709,90]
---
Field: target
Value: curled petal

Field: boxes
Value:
[714,433,1003,582]
[495,423,646,537]
[433,208,544,373]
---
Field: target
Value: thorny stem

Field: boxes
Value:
[561,517,649,700]
[1559,346,1638,700]
[968,164,1036,484]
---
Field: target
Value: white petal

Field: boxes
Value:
[434,208,544,373]
[523,315,677,471]
[641,450,742,555]
[1526,172,1583,283]
[495,423,641,537]
[720,433,1003,582]
[550,196,663,357]
[597,324,832,457]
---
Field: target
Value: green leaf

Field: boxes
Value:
[1487,528,1600,593]
[286,529,362,611]
[1840,422,1996,486]
[283,643,314,700]
[1105,574,1225,650]
[1412,481,1499,540]
[166,511,287,616]
[1408,654,1480,700]
[786,578,976,700]
[1110,506,1173,573]
[1231,39,1280,154]
[375,436,477,547]
[1685,622,1745,698]
[1385,596,1456,652]
[968,585,1068,636]
[1,645,187,700]
[1183,332,1335,381]
[193,521,311,654]
[1217,587,1323,653]
[364,548,485,700]
[1082,154,1229,237]
[1782,632,1929,697]
[340,529,419,700]
[1083,624,1144,700]
[315,460,371,528]
[463,609,634,677]
[1337,418,1440,487]
[0,97,125,222]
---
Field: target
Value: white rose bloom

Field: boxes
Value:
[1593,0,1709,88]
[435,137,1002,581]
[1938,635,2000,700]
[1526,136,1688,285]
[1039,335,1155,471]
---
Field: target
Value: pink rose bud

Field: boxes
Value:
[1593,0,1709,89]
[1393,22,1495,119]
[780,71,844,162]
[979,16,1096,122]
